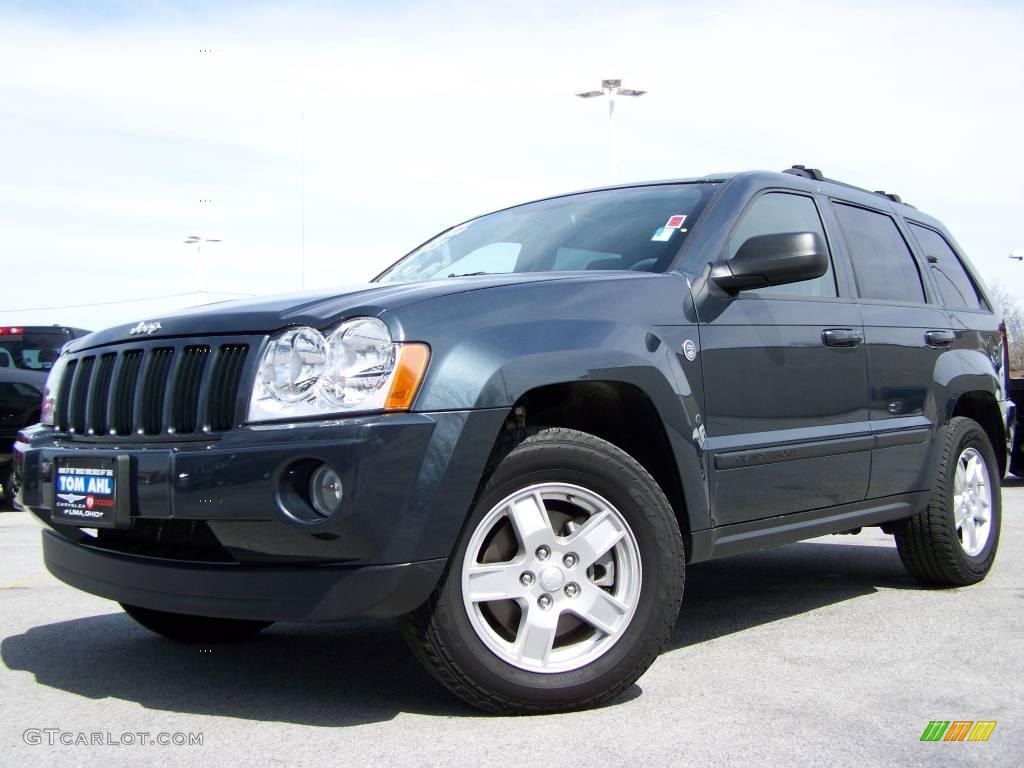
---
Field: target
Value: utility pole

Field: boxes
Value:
[300,111,306,290]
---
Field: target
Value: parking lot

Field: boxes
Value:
[1,481,1021,768]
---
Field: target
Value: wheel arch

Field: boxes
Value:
[495,379,702,557]
[948,389,1007,477]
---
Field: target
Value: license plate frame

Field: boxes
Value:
[52,455,131,528]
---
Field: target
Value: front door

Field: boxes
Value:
[697,191,872,526]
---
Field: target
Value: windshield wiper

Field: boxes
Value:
[447,271,490,278]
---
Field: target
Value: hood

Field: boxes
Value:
[71,273,590,350]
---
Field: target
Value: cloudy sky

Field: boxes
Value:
[1,0,1022,331]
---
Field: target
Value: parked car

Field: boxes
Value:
[0,326,90,373]
[0,369,44,507]
[1010,375,1024,476]
[0,326,88,507]
[14,167,1016,713]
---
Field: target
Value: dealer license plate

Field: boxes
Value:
[52,456,123,528]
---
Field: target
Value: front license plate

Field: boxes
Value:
[52,456,127,528]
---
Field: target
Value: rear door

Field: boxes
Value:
[699,190,871,526]
[906,219,1005,437]
[831,202,946,497]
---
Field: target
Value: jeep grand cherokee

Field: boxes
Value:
[15,167,1015,713]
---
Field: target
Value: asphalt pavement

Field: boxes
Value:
[1,480,1021,767]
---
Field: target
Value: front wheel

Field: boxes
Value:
[894,417,1001,586]
[403,427,684,713]
[1,464,14,510]
[121,604,273,643]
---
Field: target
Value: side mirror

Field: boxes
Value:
[710,231,828,294]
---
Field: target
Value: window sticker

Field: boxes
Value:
[665,214,687,229]
[651,227,674,242]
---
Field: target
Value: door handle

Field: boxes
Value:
[925,330,956,347]
[822,328,864,348]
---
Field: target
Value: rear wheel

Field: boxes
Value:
[403,427,684,713]
[894,417,1001,586]
[121,604,272,643]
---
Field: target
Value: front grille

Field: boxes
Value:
[54,339,253,440]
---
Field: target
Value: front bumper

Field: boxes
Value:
[42,529,445,621]
[16,408,507,620]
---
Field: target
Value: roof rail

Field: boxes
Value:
[782,164,824,181]
[781,165,911,207]
[873,190,903,204]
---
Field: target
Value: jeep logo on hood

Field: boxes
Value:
[128,321,162,336]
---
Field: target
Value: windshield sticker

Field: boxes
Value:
[665,214,687,229]
[651,227,674,242]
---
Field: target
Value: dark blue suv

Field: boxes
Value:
[15,167,1016,713]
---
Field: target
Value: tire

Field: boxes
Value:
[1,463,13,510]
[402,427,685,714]
[121,604,272,643]
[894,417,1001,587]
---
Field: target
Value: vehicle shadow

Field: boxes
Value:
[2,614,471,726]
[2,540,916,725]
[667,540,916,650]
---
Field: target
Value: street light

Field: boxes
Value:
[184,235,223,293]
[576,78,647,180]
[1010,248,1023,262]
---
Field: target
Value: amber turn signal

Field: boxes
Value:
[385,343,430,411]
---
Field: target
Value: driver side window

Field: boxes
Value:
[729,192,837,298]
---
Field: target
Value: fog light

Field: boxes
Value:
[308,464,343,517]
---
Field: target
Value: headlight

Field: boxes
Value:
[320,317,396,407]
[265,327,328,403]
[40,354,69,426]
[248,318,429,423]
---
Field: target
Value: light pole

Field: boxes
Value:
[576,78,647,180]
[1010,249,1023,262]
[300,111,305,290]
[184,235,223,294]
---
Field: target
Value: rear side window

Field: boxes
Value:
[833,203,925,303]
[728,192,837,298]
[908,224,985,310]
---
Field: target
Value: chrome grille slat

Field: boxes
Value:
[140,348,174,435]
[52,339,252,441]
[112,350,144,436]
[69,356,95,434]
[210,344,248,431]
[172,346,210,434]
[87,353,117,435]
[55,358,78,432]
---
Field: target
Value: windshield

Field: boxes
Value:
[376,183,717,283]
[0,331,68,371]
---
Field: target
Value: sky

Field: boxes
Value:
[1,0,1022,331]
